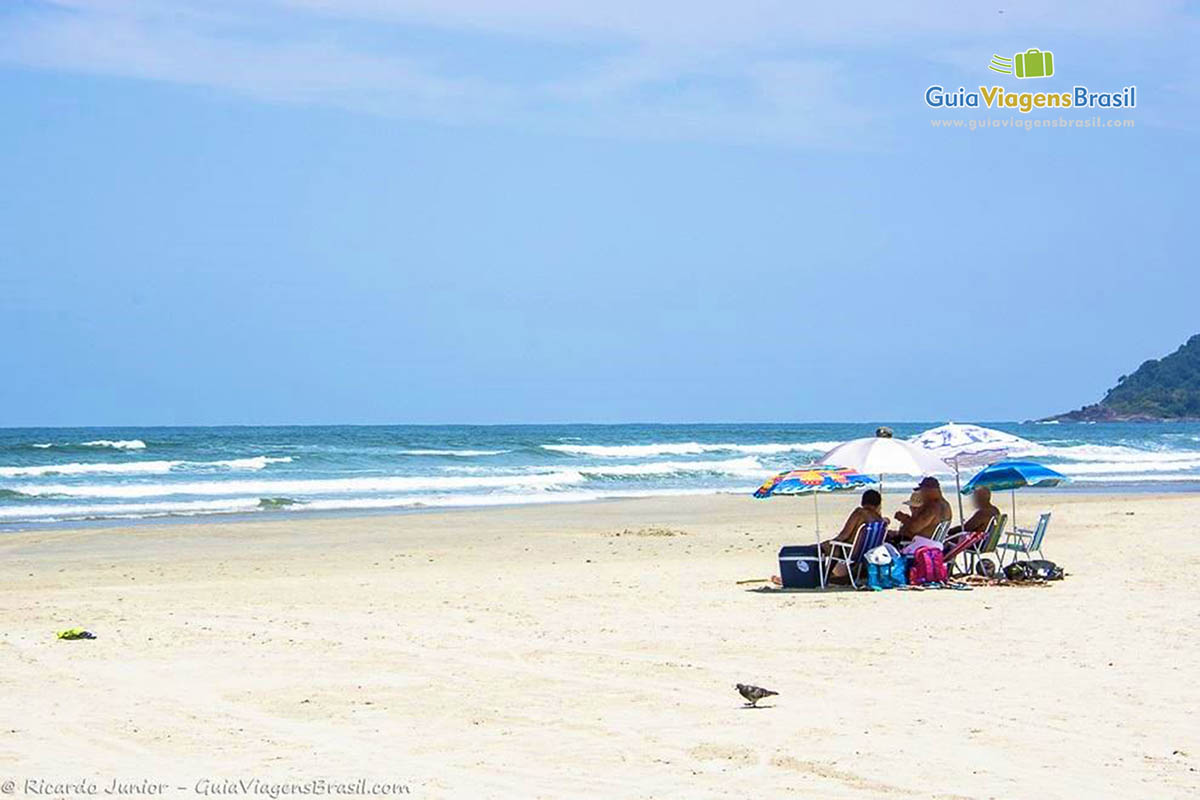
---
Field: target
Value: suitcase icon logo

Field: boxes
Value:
[989,48,1054,79]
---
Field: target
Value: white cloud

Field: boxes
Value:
[0,0,1192,144]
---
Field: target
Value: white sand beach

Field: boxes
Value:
[2,492,1197,798]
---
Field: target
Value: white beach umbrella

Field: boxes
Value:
[819,437,949,496]
[911,423,1034,521]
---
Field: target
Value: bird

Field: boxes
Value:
[736,683,778,707]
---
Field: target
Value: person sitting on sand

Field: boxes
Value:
[822,489,884,581]
[892,477,951,544]
[945,487,1000,538]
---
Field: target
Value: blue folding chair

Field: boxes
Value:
[824,519,888,589]
[996,512,1051,567]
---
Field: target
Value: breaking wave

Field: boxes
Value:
[576,457,766,479]
[0,456,291,478]
[81,439,147,450]
[4,470,589,500]
[0,487,737,522]
[542,441,841,458]
[396,449,510,456]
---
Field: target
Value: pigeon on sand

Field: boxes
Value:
[736,683,778,707]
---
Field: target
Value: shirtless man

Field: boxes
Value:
[822,489,884,581]
[946,487,1000,538]
[892,477,952,544]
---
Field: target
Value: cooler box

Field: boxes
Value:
[778,544,823,589]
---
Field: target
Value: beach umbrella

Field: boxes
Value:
[912,423,1033,522]
[755,465,877,500]
[819,437,949,496]
[961,460,1069,529]
[754,465,876,589]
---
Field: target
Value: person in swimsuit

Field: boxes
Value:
[822,489,884,581]
[892,477,952,545]
[946,487,1000,538]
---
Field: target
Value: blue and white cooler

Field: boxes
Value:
[778,544,824,589]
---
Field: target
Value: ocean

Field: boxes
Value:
[2,422,1198,529]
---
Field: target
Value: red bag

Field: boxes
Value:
[908,546,948,585]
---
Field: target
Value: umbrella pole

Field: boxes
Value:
[1011,488,1017,530]
[955,462,965,524]
[812,491,825,589]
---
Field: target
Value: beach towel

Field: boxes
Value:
[56,628,96,640]
[901,536,940,556]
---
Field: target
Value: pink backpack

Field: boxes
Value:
[908,546,948,585]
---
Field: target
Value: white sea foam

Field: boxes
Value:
[0,498,264,520]
[1053,458,1200,475]
[0,460,182,478]
[1067,473,1200,483]
[0,456,291,478]
[206,456,293,470]
[0,487,746,522]
[541,441,840,458]
[298,487,740,511]
[1019,442,1200,463]
[81,439,147,450]
[396,449,509,456]
[442,457,767,477]
[7,470,588,500]
[577,457,766,478]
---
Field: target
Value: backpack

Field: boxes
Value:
[1005,559,1064,581]
[1025,559,1064,580]
[908,546,948,585]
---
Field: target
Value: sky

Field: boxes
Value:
[1,0,1198,426]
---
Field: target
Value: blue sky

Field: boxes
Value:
[1,1,1198,425]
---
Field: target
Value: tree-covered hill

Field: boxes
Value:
[1048,334,1200,421]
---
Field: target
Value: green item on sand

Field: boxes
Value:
[56,628,97,640]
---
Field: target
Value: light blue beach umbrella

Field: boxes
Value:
[961,460,1069,528]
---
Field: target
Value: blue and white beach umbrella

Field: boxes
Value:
[913,423,1034,521]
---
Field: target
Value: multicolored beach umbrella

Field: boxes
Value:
[754,465,877,498]
[754,465,876,590]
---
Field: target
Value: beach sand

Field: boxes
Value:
[2,492,1197,798]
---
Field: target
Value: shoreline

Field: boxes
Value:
[3,481,1199,534]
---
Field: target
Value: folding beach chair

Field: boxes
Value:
[929,519,952,545]
[824,519,888,590]
[996,512,1051,567]
[947,512,1007,576]
[941,523,987,577]
[942,531,984,578]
